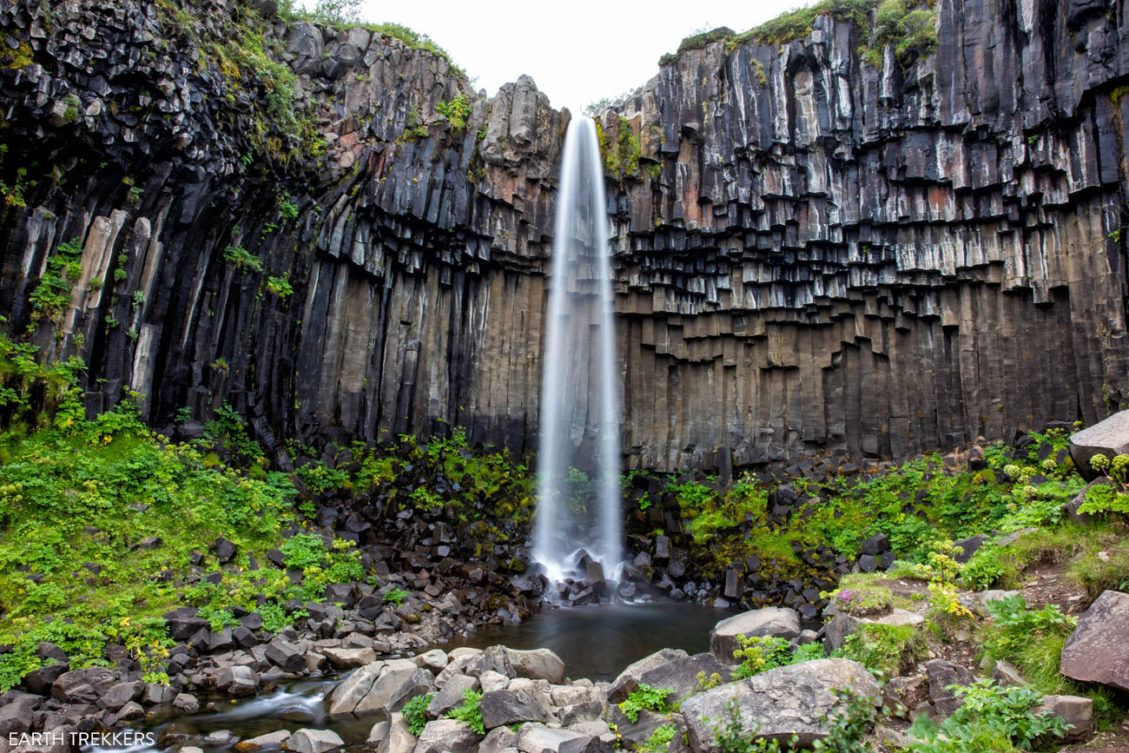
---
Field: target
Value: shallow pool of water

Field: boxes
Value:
[448,602,728,681]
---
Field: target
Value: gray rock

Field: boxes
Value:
[991,660,1026,687]
[266,639,306,673]
[517,724,610,753]
[234,730,291,750]
[507,648,566,683]
[216,665,259,697]
[1036,695,1093,742]
[0,693,42,736]
[98,680,144,710]
[373,712,414,753]
[924,659,974,716]
[479,686,552,729]
[1061,590,1129,691]
[681,659,881,750]
[415,649,449,671]
[709,607,801,662]
[51,667,117,703]
[286,729,344,753]
[480,669,510,692]
[428,673,478,717]
[323,647,376,669]
[173,692,200,713]
[480,726,520,753]
[608,649,729,704]
[22,662,68,695]
[1070,411,1129,479]
[415,719,479,753]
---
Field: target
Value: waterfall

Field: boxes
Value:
[532,117,622,585]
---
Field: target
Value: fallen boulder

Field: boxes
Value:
[1060,590,1129,691]
[708,607,801,663]
[680,659,880,751]
[1070,411,1129,479]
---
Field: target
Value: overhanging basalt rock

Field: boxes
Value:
[0,0,1127,470]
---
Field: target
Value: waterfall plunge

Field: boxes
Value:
[532,117,622,584]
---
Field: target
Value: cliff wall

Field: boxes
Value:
[0,0,1126,470]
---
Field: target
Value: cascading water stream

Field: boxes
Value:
[532,117,622,586]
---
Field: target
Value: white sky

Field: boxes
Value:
[354,0,809,113]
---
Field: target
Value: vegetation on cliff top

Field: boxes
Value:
[659,0,937,70]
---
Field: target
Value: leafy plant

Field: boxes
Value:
[403,692,434,735]
[446,688,485,735]
[223,244,263,273]
[640,724,678,753]
[436,95,471,131]
[907,680,1067,752]
[619,683,675,723]
[383,587,409,606]
[266,275,294,299]
[837,623,925,679]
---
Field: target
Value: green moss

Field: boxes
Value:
[596,116,641,181]
[826,574,894,615]
[0,40,34,70]
[27,238,83,328]
[838,622,926,678]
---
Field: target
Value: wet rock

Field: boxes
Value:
[216,666,259,697]
[681,659,880,750]
[173,693,200,713]
[709,607,801,662]
[235,730,292,751]
[286,729,344,753]
[1061,590,1129,691]
[266,639,306,673]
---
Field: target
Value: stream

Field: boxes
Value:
[91,603,724,752]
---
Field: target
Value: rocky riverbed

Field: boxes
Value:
[5,579,1127,753]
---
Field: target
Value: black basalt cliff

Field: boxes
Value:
[0,0,1127,470]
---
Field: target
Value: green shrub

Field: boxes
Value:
[907,680,1067,752]
[838,623,926,678]
[640,724,678,753]
[266,275,294,299]
[223,244,263,273]
[436,95,471,131]
[619,683,675,723]
[383,587,409,606]
[731,635,824,679]
[446,688,484,734]
[403,692,434,735]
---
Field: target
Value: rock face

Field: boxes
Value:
[1060,590,1129,692]
[1070,411,1129,478]
[680,659,881,750]
[1,0,1128,468]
